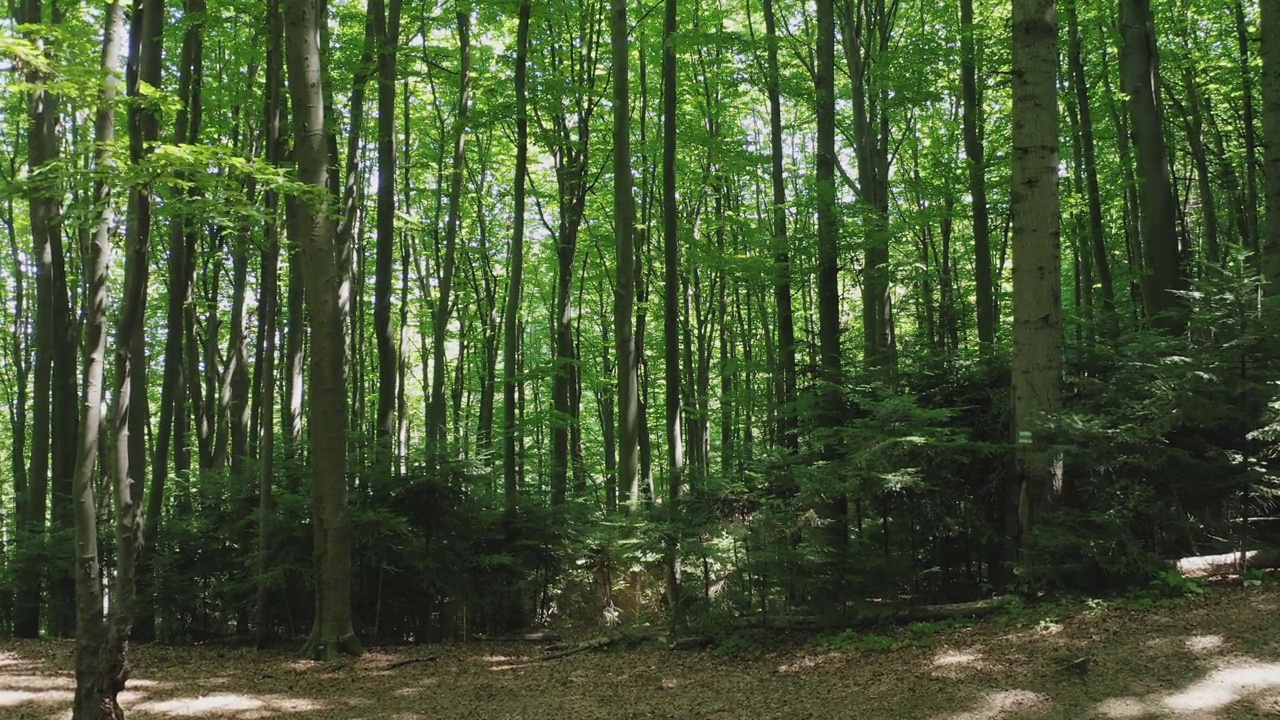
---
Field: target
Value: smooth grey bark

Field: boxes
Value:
[612,0,641,509]
[284,0,362,661]
[70,3,122,717]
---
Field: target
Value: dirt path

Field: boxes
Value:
[3,585,1280,719]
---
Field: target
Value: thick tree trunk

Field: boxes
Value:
[1010,0,1063,553]
[817,0,847,558]
[1119,0,1183,329]
[16,0,60,640]
[284,0,362,661]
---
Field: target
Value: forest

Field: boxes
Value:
[1,0,1280,715]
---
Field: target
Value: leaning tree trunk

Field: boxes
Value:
[284,0,363,661]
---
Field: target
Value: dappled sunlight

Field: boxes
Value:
[930,649,1000,679]
[774,652,844,674]
[133,692,322,717]
[1184,634,1224,655]
[1096,657,1280,717]
[1162,659,1280,713]
[0,688,72,707]
[0,673,73,690]
[931,689,1048,720]
[933,650,982,667]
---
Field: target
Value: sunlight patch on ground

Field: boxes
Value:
[0,689,72,707]
[1184,634,1224,655]
[933,650,982,667]
[0,674,73,690]
[1096,657,1280,717]
[1094,696,1147,718]
[1161,659,1280,713]
[932,689,1047,720]
[133,693,321,717]
[775,652,843,674]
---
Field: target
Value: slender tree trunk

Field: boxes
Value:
[256,0,285,648]
[373,0,402,473]
[1011,0,1063,554]
[138,0,204,642]
[1237,0,1261,260]
[1066,0,1117,337]
[284,0,363,661]
[762,0,797,458]
[503,0,530,513]
[428,8,470,446]
[662,0,683,605]
[1261,0,1280,289]
[961,0,995,350]
[613,0,641,509]
[69,4,122,716]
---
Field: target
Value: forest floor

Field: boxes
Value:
[4,584,1280,719]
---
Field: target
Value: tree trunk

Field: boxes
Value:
[961,0,995,350]
[613,0,641,509]
[69,3,122,717]
[256,0,285,649]
[284,0,363,661]
[427,8,470,447]
[1011,0,1063,553]
[1261,0,1280,290]
[661,0,683,605]
[1066,0,1117,337]
[503,0,530,513]
[138,0,204,642]
[1119,0,1183,329]
[762,0,797,458]
[817,0,847,558]
[373,0,402,473]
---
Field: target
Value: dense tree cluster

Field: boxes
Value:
[2,0,1280,715]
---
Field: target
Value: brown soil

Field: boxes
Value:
[4,585,1280,719]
